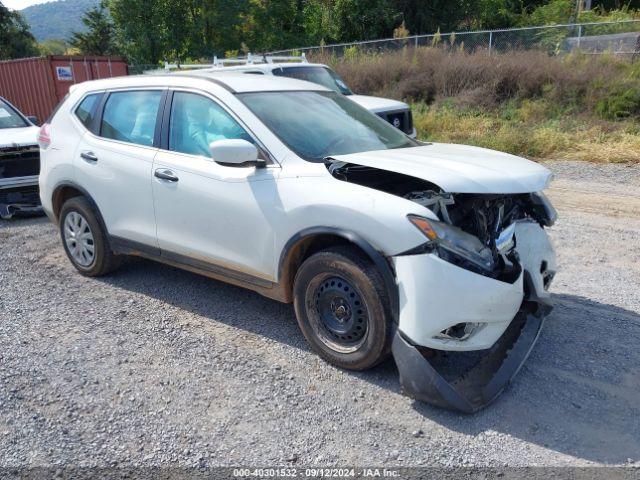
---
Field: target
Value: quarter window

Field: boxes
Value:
[169,92,252,156]
[100,91,162,147]
[74,93,101,129]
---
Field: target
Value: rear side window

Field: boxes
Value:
[74,94,101,129]
[100,91,162,147]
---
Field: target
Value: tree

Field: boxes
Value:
[109,0,164,64]
[302,0,335,44]
[240,0,305,52]
[333,0,401,41]
[38,39,70,55]
[188,0,249,59]
[527,0,575,25]
[70,1,117,55]
[109,0,201,64]
[391,0,456,34]
[390,0,540,34]
[0,1,39,60]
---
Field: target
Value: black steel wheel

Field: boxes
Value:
[312,276,369,352]
[293,246,393,371]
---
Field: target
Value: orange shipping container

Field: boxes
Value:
[0,55,128,124]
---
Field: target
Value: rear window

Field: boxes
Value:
[74,94,101,129]
[273,66,353,95]
[100,91,162,147]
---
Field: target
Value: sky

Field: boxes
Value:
[3,0,56,10]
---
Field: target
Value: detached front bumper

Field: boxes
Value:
[392,304,548,413]
[391,221,555,412]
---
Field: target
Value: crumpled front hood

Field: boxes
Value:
[331,143,552,194]
[0,126,39,148]
[348,94,409,114]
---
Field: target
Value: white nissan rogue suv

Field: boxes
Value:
[39,72,557,412]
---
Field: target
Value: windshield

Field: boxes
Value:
[0,99,28,129]
[239,91,418,162]
[272,66,353,95]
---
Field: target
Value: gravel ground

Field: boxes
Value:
[1,160,639,469]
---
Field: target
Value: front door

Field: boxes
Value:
[151,91,280,281]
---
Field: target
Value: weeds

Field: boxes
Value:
[315,48,640,162]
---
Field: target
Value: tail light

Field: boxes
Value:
[38,123,51,150]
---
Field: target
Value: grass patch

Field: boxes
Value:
[317,48,640,162]
[413,102,640,163]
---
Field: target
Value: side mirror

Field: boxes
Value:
[209,139,264,167]
[27,116,39,126]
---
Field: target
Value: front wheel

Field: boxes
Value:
[293,246,393,371]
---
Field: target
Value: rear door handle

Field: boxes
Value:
[80,151,98,162]
[154,169,179,182]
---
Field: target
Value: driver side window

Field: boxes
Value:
[169,92,252,156]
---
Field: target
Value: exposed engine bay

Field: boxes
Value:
[326,155,557,412]
[328,161,556,281]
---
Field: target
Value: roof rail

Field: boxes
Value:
[163,62,214,71]
[264,53,307,64]
[163,53,262,71]
[162,52,308,72]
[212,53,267,67]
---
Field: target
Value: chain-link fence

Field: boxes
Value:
[128,20,640,73]
[267,20,640,59]
[127,64,160,75]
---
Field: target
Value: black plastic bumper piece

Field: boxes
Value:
[0,190,42,220]
[392,306,548,413]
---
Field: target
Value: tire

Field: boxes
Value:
[293,246,393,371]
[59,196,121,277]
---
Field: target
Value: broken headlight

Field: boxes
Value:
[408,215,495,272]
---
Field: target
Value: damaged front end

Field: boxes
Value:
[328,161,557,412]
[391,299,549,413]
[0,144,42,219]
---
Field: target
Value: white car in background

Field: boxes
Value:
[169,54,417,138]
[39,72,557,412]
[0,97,41,219]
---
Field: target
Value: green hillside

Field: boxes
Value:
[21,0,99,42]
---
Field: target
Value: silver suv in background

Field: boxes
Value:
[163,54,417,138]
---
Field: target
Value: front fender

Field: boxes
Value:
[278,226,400,322]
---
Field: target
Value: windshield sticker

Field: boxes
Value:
[0,108,11,118]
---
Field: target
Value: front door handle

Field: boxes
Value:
[80,151,98,162]
[154,169,179,182]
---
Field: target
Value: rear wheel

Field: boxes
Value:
[293,246,392,371]
[59,196,121,277]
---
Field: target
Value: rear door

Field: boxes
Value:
[74,89,165,247]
